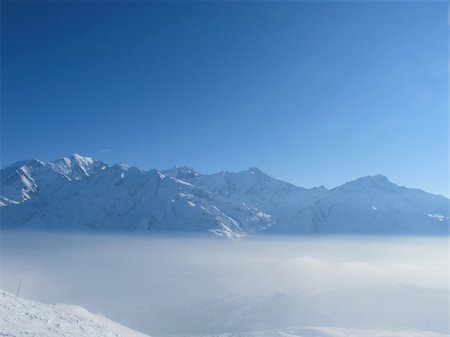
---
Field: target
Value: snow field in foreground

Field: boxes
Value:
[0,290,149,337]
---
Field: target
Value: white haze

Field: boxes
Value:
[0,231,448,335]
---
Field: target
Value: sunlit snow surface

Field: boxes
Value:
[2,154,449,236]
[0,290,149,337]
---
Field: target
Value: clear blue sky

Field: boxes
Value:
[2,1,448,196]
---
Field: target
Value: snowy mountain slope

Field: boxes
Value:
[1,156,271,238]
[306,175,449,234]
[171,168,448,234]
[0,154,106,203]
[1,154,448,236]
[0,289,149,337]
[166,167,328,232]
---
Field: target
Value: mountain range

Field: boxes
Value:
[1,154,448,238]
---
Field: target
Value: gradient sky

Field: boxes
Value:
[2,1,448,196]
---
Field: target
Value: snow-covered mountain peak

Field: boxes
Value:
[71,153,94,164]
[1,154,448,236]
[8,158,45,170]
[49,154,106,180]
[114,162,130,171]
[163,165,200,180]
[242,167,274,178]
[70,153,99,172]
[340,174,395,190]
[247,167,264,174]
[359,174,390,183]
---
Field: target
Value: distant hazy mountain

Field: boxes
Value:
[1,154,448,237]
[160,286,449,335]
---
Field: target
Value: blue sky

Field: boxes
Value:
[2,1,448,196]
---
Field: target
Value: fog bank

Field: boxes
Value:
[1,231,448,335]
